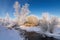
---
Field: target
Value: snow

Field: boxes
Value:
[20,26,43,33]
[45,32,60,39]
[44,25,60,39]
[53,25,60,34]
[0,25,24,40]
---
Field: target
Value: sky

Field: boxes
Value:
[0,0,60,18]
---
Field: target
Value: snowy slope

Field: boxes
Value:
[0,25,24,40]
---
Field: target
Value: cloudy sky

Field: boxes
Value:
[0,0,60,18]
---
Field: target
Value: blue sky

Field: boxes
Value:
[0,0,60,18]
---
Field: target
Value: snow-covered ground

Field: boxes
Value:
[20,26,43,33]
[0,25,24,40]
[53,25,60,34]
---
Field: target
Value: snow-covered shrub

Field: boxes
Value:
[14,1,30,26]
[39,19,48,32]
[39,13,59,33]
[39,13,49,32]
[48,16,59,33]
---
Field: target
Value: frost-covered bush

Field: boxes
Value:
[39,13,49,32]
[14,1,30,26]
[39,19,48,32]
[39,13,59,33]
[48,16,59,33]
